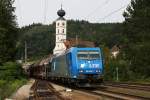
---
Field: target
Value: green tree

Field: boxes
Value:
[123,0,150,78]
[0,0,18,64]
[17,24,55,60]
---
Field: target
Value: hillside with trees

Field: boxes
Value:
[18,21,123,60]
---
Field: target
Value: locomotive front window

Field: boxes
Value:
[77,50,101,60]
[89,54,100,59]
[77,51,88,59]
[89,51,100,59]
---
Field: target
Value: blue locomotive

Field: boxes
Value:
[48,47,104,87]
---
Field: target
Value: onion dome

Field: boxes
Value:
[57,8,65,17]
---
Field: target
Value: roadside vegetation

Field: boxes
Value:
[0,0,27,99]
[0,62,27,99]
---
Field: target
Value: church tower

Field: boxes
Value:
[53,7,67,55]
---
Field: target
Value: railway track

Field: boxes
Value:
[103,82,150,92]
[29,80,65,100]
[29,80,150,100]
[71,82,150,100]
[75,87,149,100]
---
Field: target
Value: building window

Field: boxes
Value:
[62,29,64,33]
[57,23,59,26]
[57,29,59,33]
[62,22,65,26]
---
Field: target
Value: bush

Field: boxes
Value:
[0,62,27,99]
[0,79,27,99]
[0,62,26,80]
[104,57,150,82]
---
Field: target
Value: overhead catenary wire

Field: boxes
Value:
[85,0,110,20]
[99,4,128,21]
[43,0,48,24]
[17,0,22,27]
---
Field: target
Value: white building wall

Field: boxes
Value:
[53,19,67,55]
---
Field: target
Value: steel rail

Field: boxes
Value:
[104,82,150,92]
[47,82,66,100]
[97,89,150,100]
[77,88,150,100]
[30,80,65,100]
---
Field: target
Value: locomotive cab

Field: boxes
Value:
[75,49,103,85]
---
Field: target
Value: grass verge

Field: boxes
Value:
[0,79,27,99]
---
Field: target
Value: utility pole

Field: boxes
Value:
[116,67,119,81]
[25,41,27,63]
[76,35,78,47]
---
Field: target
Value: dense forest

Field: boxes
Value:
[17,21,123,60]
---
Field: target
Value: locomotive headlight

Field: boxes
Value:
[79,70,83,73]
[73,75,77,78]
[96,70,101,73]
[80,64,85,68]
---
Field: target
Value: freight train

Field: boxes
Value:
[29,47,104,87]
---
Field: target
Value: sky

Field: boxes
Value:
[14,0,131,27]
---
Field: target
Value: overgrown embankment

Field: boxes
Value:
[0,62,27,99]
